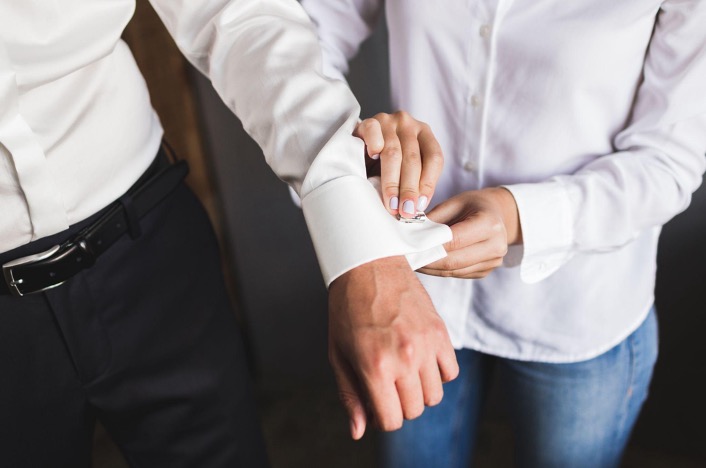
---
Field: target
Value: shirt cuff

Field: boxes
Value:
[502,181,575,283]
[302,175,452,287]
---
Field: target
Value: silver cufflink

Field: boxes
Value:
[397,212,427,223]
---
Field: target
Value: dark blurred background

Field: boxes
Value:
[98,3,706,467]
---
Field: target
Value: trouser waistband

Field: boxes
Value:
[0,145,188,296]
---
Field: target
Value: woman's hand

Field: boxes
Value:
[419,188,522,279]
[354,112,444,218]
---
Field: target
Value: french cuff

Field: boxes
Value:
[502,181,575,284]
[302,175,452,287]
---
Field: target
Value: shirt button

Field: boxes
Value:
[463,161,476,172]
[479,24,491,38]
[470,94,483,108]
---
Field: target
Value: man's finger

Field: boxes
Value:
[436,341,460,383]
[419,361,444,407]
[417,125,444,211]
[330,351,368,440]
[362,373,404,432]
[396,374,425,420]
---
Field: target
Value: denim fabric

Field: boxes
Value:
[379,308,658,468]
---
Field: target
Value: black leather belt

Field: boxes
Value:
[1,149,189,297]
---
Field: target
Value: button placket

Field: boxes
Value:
[465,13,492,184]
[466,0,509,188]
[0,41,69,240]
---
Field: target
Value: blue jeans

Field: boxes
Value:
[379,308,658,468]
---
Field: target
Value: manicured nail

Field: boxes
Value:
[370,153,380,160]
[390,197,399,210]
[417,196,428,211]
[350,419,358,438]
[402,200,415,215]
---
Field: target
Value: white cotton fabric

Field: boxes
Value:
[302,0,706,361]
[0,0,451,286]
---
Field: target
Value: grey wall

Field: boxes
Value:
[637,178,706,459]
[190,16,706,461]
[191,75,327,386]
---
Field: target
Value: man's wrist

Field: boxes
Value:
[330,256,410,298]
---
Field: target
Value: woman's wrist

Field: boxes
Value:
[480,187,522,245]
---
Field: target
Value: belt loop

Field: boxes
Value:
[119,194,142,240]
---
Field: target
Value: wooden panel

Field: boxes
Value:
[121,2,241,308]
[122,1,222,239]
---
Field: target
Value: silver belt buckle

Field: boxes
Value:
[2,245,62,297]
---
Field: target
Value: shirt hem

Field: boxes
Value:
[457,299,655,363]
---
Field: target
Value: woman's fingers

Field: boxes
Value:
[419,256,505,279]
[354,118,384,160]
[379,119,404,214]
[417,124,444,211]
[355,112,444,217]
[398,126,423,218]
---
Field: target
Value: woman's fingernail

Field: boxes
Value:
[370,153,380,160]
[390,197,399,210]
[402,200,415,214]
[350,419,358,438]
[417,196,428,211]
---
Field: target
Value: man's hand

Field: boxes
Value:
[419,188,522,279]
[354,112,444,218]
[328,256,459,440]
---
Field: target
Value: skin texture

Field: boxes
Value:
[328,255,459,440]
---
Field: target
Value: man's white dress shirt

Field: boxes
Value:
[0,0,452,285]
[302,0,706,361]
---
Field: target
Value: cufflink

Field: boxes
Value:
[397,212,427,223]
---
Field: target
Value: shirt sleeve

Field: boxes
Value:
[146,0,450,286]
[300,0,383,82]
[503,0,706,283]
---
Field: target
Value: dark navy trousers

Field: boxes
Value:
[0,182,268,467]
